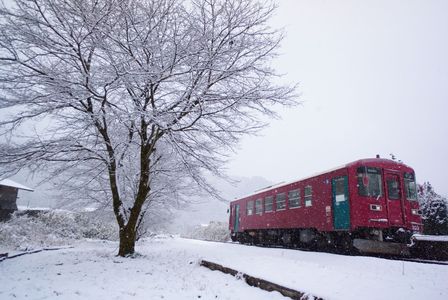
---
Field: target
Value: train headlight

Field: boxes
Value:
[411,209,421,216]
[370,204,382,211]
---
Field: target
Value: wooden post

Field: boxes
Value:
[200,260,323,300]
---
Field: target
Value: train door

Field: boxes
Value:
[385,172,405,226]
[233,204,240,232]
[332,176,350,230]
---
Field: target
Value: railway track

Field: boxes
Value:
[377,256,448,266]
[193,239,448,265]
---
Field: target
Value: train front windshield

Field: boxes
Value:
[357,167,383,197]
[404,172,417,200]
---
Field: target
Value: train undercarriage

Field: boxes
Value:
[231,228,448,260]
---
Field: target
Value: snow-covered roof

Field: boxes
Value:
[412,234,448,242]
[0,179,34,192]
[233,158,411,201]
[235,163,348,200]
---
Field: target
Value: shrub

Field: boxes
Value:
[183,221,230,242]
[0,210,117,250]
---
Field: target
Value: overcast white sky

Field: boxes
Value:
[3,0,448,208]
[227,0,448,196]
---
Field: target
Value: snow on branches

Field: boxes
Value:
[418,182,448,235]
[0,0,297,255]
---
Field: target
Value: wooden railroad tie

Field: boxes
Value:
[199,259,323,300]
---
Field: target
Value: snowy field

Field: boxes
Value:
[1,236,447,300]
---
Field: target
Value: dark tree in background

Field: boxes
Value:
[418,182,448,235]
[0,0,296,256]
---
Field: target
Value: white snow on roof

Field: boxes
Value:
[232,158,409,202]
[412,234,448,242]
[17,206,49,211]
[0,179,34,191]
[234,163,348,201]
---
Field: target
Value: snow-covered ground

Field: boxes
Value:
[1,236,447,300]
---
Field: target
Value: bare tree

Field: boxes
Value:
[0,0,296,256]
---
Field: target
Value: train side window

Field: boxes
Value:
[255,198,263,215]
[264,196,273,212]
[404,172,417,201]
[288,189,300,208]
[246,200,254,215]
[357,167,383,197]
[276,193,286,210]
[304,186,312,207]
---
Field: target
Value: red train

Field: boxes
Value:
[229,158,423,255]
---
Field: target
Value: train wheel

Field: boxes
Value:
[337,233,354,254]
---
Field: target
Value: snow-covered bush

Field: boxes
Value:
[0,210,117,250]
[418,182,448,235]
[183,221,230,242]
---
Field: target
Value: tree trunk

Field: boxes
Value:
[118,225,137,256]
[115,137,153,257]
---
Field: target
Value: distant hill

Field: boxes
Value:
[168,175,272,234]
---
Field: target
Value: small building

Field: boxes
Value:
[0,179,34,221]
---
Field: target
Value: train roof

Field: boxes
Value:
[0,179,34,191]
[231,158,413,202]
